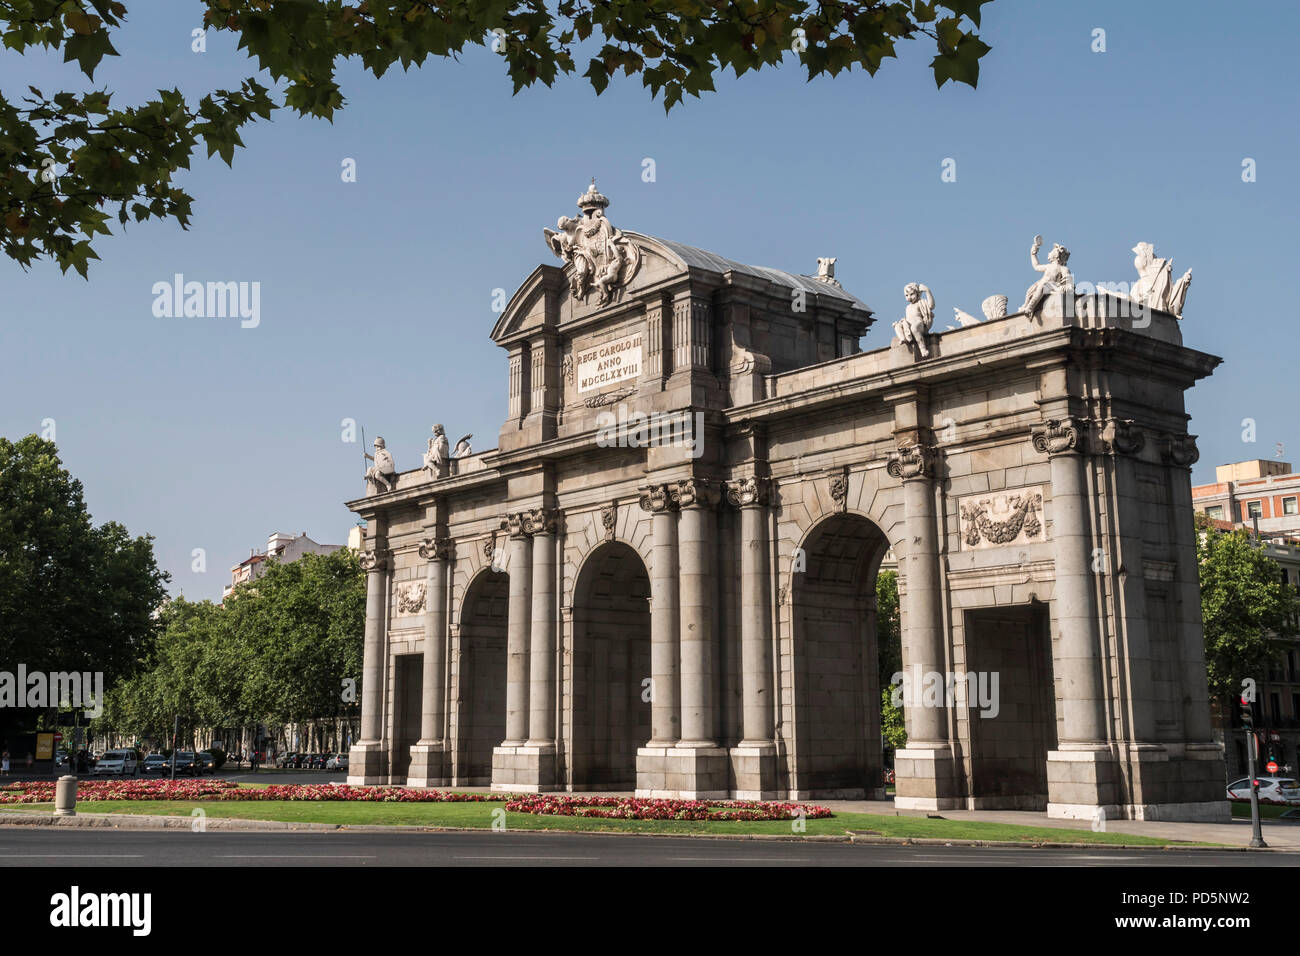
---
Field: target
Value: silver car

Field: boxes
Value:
[92,749,139,775]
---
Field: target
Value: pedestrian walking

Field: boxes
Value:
[1,750,9,775]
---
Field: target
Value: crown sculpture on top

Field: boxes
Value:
[544,180,642,305]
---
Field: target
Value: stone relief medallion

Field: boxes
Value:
[958,486,1046,550]
[395,581,426,615]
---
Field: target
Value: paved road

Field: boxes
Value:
[1,829,1297,866]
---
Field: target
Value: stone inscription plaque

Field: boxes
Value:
[576,331,642,394]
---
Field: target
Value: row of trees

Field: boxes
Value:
[96,548,365,748]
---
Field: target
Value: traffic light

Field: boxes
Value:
[1240,695,1255,728]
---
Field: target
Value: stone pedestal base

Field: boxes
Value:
[406,741,450,789]
[490,744,559,793]
[728,743,779,801]
[1048,741,1230,822]
[346,742,387,786]
[635,745,729,799]
[893,746,962,811]
[1045,746,1120,819]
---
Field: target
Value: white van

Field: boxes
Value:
[92,749,139,775]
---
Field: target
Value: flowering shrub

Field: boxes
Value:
[504,794,832,821]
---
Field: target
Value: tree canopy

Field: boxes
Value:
[99,548,365,743]
[0,434,168,687]
[1197,515,1300,703]
[0,0,994,275]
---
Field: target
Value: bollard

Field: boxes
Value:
[54,775,77,817]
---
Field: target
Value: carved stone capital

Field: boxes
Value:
[1161,433,1199,468]
[358,550,388,573]
[502,513,529,539]
[886,443,937,481]
[418,536,452,562]
[1031,417,1088,457]
[725,476,772,509]
[1096,418,1146,457]
[525,507,562,536]
[671,477,722,510]
[638,483,677,514]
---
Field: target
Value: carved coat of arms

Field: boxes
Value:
[544,180,641,305]
[958,487,1045,550]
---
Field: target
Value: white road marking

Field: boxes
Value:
[455,856,598,861]
[215,854,375,859]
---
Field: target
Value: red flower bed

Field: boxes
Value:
[0,778,507,804]
[504,794,832,821]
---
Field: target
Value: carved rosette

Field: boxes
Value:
[725,476,772,509]
[358,550,387,573]
[418,536,452,562]
[638,483,676,514]
[1031,418,1087,457]
[601,502,617,541]
[886,444,936,481]
[1161,433,1200,468]
[1097,418,1146,457]
[671,477,722,510]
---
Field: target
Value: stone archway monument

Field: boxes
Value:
[346,183,1227,822]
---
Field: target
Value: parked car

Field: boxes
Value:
[309,753,328,770]
[92,749,139,776]
[1226,776,1300,804]
[325,754,348,771]
[54,751,68,767]
[141,753,170,775]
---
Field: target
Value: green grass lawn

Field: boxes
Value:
[1229,801,1299,820]
[16,798,1202,844]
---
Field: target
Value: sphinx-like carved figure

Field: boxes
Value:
[893,282,936,357]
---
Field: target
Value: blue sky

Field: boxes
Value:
[1,1,1295,601]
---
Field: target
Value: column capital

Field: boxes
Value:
[1095,418,1146,458]
[671,476,722,510]
[523,507,562,536]
[418,536,453,562]
[886,443,938,481]
[358,549,388,573]
[638,483,678,514]
[1160,432,1199,469]
[1031,417,1090,457]
[725,476,772,508]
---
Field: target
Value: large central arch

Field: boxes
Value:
[570,541,651,790]
[790,512,892,798]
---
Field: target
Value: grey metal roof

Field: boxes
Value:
[634,233,873,314]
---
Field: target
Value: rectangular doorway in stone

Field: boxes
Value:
[963,604,1055,810]
[392,653,423,781]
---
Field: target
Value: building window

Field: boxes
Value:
[1286,497,1298,516]
[1206,505,1225,519]
[1271,693,1282,723]
[1247,500,1263,520]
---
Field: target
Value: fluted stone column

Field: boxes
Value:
[502,516,532,747]
[348,534,389,785]
[407,535,450,787]
[527,510,559,747]
[492,509,559,792]
[1032,418,1118,818]
[727,477,778,799]
[642,485,680,745]
[887,441,958,810]
[657,477,727,798]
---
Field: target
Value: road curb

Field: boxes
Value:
[845,832,1269,851]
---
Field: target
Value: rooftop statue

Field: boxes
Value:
[543,180,642,306]
[893,282,936,357]
[364,436,396,494]
[1131,241,1192,317]
[1020,235,1074,319]
[423,424,449,480]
